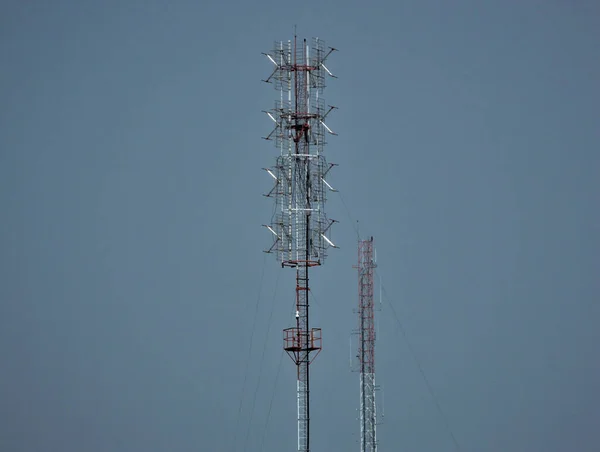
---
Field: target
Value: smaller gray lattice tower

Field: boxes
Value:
[353,237,378,452]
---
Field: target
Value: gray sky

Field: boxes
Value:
[1,0,599,451]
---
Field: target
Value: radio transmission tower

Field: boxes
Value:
[354,237,378,452]
[262,35,338,452]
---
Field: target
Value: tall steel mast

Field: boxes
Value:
[262,35,338,452]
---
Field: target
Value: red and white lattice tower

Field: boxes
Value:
[262,35,338,452]
[354,238,378,452]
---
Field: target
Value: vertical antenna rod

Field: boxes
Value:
[262,36,338,452]
[354,237,378,452]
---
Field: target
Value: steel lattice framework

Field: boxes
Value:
[262,35,338,452]
[354,238,378,452]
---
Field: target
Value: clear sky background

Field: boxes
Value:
[1,0,599,451]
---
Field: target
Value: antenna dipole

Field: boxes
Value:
[353,237,378,452]
[262,36,338,452]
